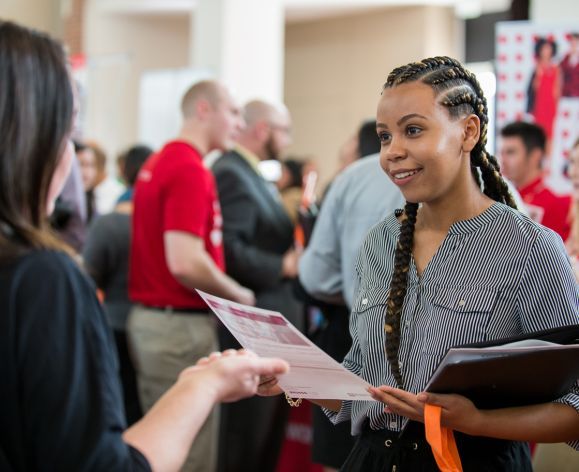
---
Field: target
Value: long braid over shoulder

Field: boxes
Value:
[381,57,517,388]
[384,201,418,388]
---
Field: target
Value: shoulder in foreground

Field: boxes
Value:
[363,210,402,245]
[494,203,563,245]
[16,249,80,280]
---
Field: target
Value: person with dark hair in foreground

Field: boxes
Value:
[0,20,288,472]
[260,57,579,471]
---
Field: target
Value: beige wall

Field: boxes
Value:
[284,6,462,190]
[83,7,190,171]
[0,0,63,36]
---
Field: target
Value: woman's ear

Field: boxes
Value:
[462,114,480,153]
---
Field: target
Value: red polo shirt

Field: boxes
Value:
[519,177,572,241]
[129,141,225,309]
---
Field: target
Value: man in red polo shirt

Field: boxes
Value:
[500,121,572,241]
[128,80,254,472]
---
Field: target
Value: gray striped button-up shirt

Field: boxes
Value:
[326,202,579,448]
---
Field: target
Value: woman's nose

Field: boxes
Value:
[385,136,406,161]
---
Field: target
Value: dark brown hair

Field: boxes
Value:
[0,21,74,260]
[382,56,517,388]
[500,121,546,154]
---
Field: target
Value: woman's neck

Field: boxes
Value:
[417,185,494,233]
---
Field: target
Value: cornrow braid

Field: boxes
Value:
[381,57,518,388]
[384,202,418,388]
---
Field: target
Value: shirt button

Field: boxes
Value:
[458,299,466,307]
[398,361,403,368]
[389,421,397,429]
[362,298,368,305]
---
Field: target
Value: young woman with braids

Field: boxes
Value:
[260,57,579,471]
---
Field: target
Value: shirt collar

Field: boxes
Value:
[387,203,505,236]
[448,202,504,235]
[235,144,262,175]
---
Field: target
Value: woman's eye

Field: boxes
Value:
[378,132,391,144]
[406,126,422,136]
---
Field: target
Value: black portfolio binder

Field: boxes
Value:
[425,324,579,409]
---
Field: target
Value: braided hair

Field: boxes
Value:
[382,57,517,388]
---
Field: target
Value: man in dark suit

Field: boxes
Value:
[212,100,301,472]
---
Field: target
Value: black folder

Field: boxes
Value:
[425,324,579,409]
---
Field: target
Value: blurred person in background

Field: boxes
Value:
[85,140,125,214]
[83,144,153,426]
[277,158,306,224]
[115,145,152,205]
[322,119,380,201]
[357,119,381,159]
[500,121,572,240]
[76,140,99,224]
[128,80,254,472]
[212,99,300,472]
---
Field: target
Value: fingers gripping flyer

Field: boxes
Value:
[197,290,373,400]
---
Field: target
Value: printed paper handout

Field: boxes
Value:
[197,290,373,401]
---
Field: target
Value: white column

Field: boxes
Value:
[191,0,285,104]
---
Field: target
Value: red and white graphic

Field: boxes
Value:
[496,22,579,194]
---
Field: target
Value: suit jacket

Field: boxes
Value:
[212,150,303,330]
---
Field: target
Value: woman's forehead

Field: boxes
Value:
[377,82,440,120]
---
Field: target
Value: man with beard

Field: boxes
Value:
[212,100,301,472]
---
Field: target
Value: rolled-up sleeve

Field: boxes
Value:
[554,381,579,450]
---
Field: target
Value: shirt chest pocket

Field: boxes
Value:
[352,287,390,355]
[423,287,499,355]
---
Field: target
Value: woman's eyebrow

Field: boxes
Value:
[396,113,427,126]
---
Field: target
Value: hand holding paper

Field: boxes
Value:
[196,290,373,400]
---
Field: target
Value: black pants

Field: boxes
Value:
[310,304,356,468]
[217,327,289,472]
[340,422,532,472]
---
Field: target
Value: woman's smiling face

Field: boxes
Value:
[377,81,472,205]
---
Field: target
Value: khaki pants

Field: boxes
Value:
[128,306,219,472]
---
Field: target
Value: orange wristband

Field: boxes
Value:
[424,403,463,472]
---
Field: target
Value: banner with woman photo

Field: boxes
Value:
[495,22,579,193]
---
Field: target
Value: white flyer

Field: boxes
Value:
[197,290,373,401]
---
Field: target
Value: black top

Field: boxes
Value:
[0,250,150,471]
